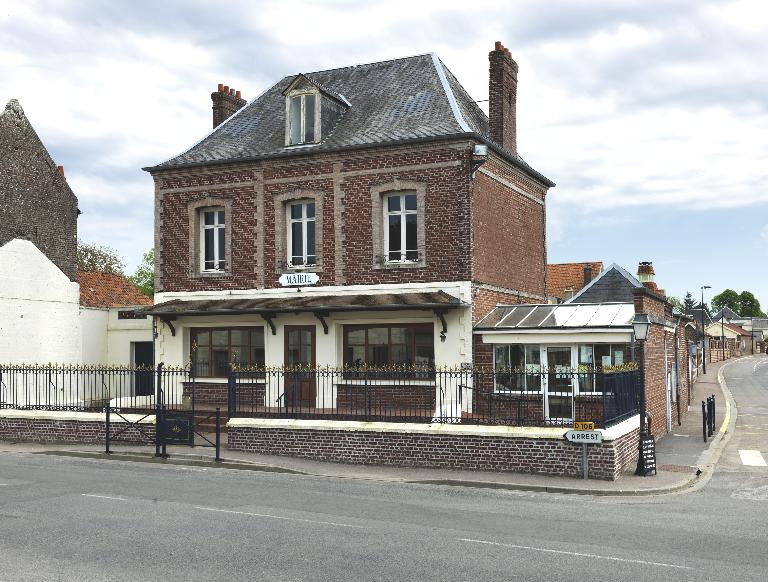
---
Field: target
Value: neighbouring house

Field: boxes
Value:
[143,43,554,383]
[546,261,603,303]
[474,261,694,438]
[78,270,154,367]
[704,321,750,353]
[0,99,81,364]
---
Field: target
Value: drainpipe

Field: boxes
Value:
[674,313,682,425]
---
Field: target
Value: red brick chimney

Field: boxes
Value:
[637,261,666,297]
[211,83,247,129]
[583,264,593,287]
[488,41,518,154]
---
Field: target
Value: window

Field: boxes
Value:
[578,343,632,393]
[384,193,418,262]
[191,327,265,377]
[343,324,434,369]
[288,93,317,145]
[494,344,542,392]
[287,201,316,267]
[200,207,225,271]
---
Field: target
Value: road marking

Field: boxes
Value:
[738,450,767,467]
[459,538,692,570]
[81,494,128,501]
[193,506,364,529]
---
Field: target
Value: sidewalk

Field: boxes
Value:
[0,360,740,496]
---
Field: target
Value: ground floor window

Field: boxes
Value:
[343,324,434,369]
[578,343,632,392]
[494,344,542,392]
[191,327,265,377]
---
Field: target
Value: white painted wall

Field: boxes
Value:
[81,307,153,365]
[80,307,108,363]
[0,239,81,364]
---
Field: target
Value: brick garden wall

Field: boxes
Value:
[228,420,640,481]
[0,413,154,445]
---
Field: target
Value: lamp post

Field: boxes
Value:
[721,311,726,361]
[633,313,651,476]
[701,286,711,374]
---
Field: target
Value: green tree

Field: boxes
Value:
[683,291,696,315]
[711,289,740,314]
[77,239,125,274]
[738,291,764,317]
[129,249,154,297]
[667,296,683,311]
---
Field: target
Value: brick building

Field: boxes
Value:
[144,43,554,384]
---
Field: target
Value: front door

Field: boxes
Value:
[543,346,574,423]
[284,326,316,408]
[132,341,154,396]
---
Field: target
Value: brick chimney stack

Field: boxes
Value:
[637,261,655,284]
[583,264,593,287]
[488,41,518,154]
[211,83,247,129]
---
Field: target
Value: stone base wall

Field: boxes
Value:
[228,417,641,481]
[0,411,154,444]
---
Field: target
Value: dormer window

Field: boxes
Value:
[287,92,318,145]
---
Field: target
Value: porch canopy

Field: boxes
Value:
[142,291,466,335]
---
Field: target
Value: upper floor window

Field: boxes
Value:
[201,207,225,272]
[288,93,317,145]
[287,200,316,267]
[384,193,418,262]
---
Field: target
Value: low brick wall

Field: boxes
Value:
[228,415,641,480]
[0,410,155,444]
[183,381,265,407]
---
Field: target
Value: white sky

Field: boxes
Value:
[2,0,767,304]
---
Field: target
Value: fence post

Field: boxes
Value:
[711,394,716,435]
[227,365,235,419]
[364,367,371,420]
[215,407,222,463]
[155,401,162,457]
[161,405,168,458]
[105,404,111,454]
[702,400,707,443]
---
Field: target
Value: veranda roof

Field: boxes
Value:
[474,303,635,330]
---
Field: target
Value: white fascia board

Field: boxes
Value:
[478,330,633,344]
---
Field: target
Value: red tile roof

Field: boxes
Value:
[78,270,152,308]
[547,262,603,301]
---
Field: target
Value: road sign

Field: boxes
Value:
[279,272,319,287]
[564,430,603,443]
[573,421,594,431]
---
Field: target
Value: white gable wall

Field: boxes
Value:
[0,239,81,364]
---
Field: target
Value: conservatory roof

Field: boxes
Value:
[474,302,635,330]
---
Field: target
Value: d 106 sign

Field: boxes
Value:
[279,272,319,287]
[564,430,603,443]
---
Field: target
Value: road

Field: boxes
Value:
[0,356,766,581]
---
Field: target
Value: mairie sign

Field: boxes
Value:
[564,430,603,444]
[279,272,319,287]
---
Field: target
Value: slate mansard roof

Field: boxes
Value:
[146,53,553,185]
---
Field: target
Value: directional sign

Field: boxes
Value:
[564,430,603,444]
[573,421,595,431]
[279,272,319,287]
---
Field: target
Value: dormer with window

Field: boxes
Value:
[283,74,349,147]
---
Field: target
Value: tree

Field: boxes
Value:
[683,291,696,315]
[129,249,154,297]
[711,289,740,314]
[667,296,683,311]
[738,291,764,317]
[77,240,125,274]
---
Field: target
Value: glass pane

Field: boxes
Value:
[367,344,389,366]
[204,211,215,226]
[304,95,315,142]
[231,329,246,346]
[404,194,417,210]
[525,345,541,368]
[391,327,406,344]
[594,344,611,369]
[300,329,312,345]
[204,229,214,262]
[306,202,315,218]
[405,214,417,251]
[345,345,364,367]
[196,349,210,376]
[212,348,229,377]
[216,210,225,225]
[579,345,594,366]
[251,346,265,367]
[549,396,572,419]
[367,327,388,345]
[230,346,244,365]
[388,215,401,254]
[391,344,408,365]
[346,329,365,344]
[306,221,315,257]
[290,203,303,219]
[251,329,264,348]
[217,227,225,266]
[509,345,525,369]
[414,345,434,368]
[291,222,304,264]
[212,330,228,346]
[300,344,312,364]
[290,96,301,144]
[194,330,210,347]
[612,345,629,366]
[387,195,400,212]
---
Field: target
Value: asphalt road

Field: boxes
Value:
[0,357,766,582]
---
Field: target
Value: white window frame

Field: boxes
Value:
[286,200,316,268]
[200,207,225,272]
[286,91,320,146]
[383,192,418,263]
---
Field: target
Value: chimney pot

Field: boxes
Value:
[217,83,224,92]
[211,83,247,128]
[235,90,241,99]
[495,41,503,51]
[223,85,229,93]
[57,165,64,177]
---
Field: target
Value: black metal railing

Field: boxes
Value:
[1,364,641,429]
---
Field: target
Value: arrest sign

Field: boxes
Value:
[564,430,603,443]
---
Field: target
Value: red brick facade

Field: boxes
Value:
[0,415,153,444]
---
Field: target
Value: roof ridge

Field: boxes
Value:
[297,52,434,77]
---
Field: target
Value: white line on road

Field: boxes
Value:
[194,506,364,529]
[81,494,128,501]
[739,450,768,467]
[459,538,692,570]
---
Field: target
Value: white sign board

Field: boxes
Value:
[564,430,603,444]
[279,272,319,287]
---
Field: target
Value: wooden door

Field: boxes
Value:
[284,326,316,408]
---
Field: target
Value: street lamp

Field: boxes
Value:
[701,286,711,374]
[632,313,651,476]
